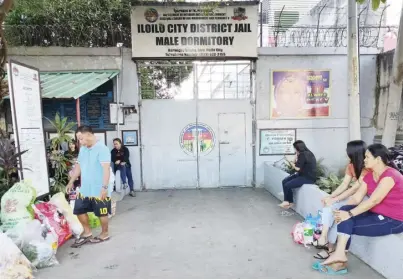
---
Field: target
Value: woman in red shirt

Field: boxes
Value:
[314,144,403,274]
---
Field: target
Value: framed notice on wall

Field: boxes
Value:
[8,60,50,197]
[259,129,296,156]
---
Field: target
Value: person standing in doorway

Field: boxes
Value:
[279,140,317,209]
[66,125,112,247]
[111,138,135,197]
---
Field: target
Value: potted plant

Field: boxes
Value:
[45,113,76,194]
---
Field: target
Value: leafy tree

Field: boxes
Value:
[0,0,15,100]
[5,0,192,99]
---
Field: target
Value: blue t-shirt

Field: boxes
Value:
[78,141,111,197]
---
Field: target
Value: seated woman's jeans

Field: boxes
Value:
[282,173,314,203]
[337,205,403,250]
[112,164,134,191]
[322,196,369,244]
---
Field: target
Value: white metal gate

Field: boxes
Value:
[139,61,253,189]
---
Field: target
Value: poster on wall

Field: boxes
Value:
[259,129,296,156]
[270,70,331,119]
[131,3,258,59]
[8,60,50,197]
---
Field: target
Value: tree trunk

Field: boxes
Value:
[382,3,403,148]
[348,0,361,140]
[0,0,15,97]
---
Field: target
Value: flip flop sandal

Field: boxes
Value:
[313,250,334,260]
[311,240,329,250]
[316,262,348,275]
[71,235,92,248]
[90,236,110,244]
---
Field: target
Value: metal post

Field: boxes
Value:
[194,63,200,189]
[76,98,81,126]
[251,60,257,188]
[260,1,263,47]
[136,62,145,190]
[116,47,124,137]
[347,0,361,140]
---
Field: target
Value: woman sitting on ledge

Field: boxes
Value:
[279,140,317,209]
[314,144,403,275]
[313,140,368,259]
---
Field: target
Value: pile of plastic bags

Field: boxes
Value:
[0,180,85,278]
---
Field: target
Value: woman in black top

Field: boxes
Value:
[64,140,80,189]
[279,140,317,209]
[111,138,135,197]
[64,140,79,160]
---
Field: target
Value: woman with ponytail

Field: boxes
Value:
[313,144,403,275]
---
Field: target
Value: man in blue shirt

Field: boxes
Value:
[67,125,111,247]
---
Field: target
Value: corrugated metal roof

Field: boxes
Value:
[6,70,119,99]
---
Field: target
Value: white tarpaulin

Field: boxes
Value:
[131,2,258,59]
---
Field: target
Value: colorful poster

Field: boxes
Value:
[180,123,215,156]
[259,129,296,156]
[270,70,330,119]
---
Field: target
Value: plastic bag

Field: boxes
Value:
[5,222,27,249]
[49,192,83,238]
[0,180,36,232]
[32,203,72,247]
[304,211,322,230]
[20,220,59,269]
[88,212,101,229]
[0,231,34,279]
[291,222,305,245]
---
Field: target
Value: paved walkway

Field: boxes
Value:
[37,189,382,279]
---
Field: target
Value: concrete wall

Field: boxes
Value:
[8,47,142,191]
[373,49,403,145]
[255,47,379,187]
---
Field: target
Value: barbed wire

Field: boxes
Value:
[4,24,132,48]
[3,22,399,49]
[260,25,399,48]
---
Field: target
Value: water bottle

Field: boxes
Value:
[303,222,314,244]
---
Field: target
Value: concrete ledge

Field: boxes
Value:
[264,162,403,279]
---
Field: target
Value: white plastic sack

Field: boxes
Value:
[20,220,59,269]
[49,192,83,237]
[0,181,36,232]
[5,222,27,249]
[0,231,34,279]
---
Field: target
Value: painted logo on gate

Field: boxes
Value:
[179,123,215,156]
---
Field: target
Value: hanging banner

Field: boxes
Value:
[270,70,331,119]
[8,60,50,198]
[131,2,258,59]
[259,129,296,156]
